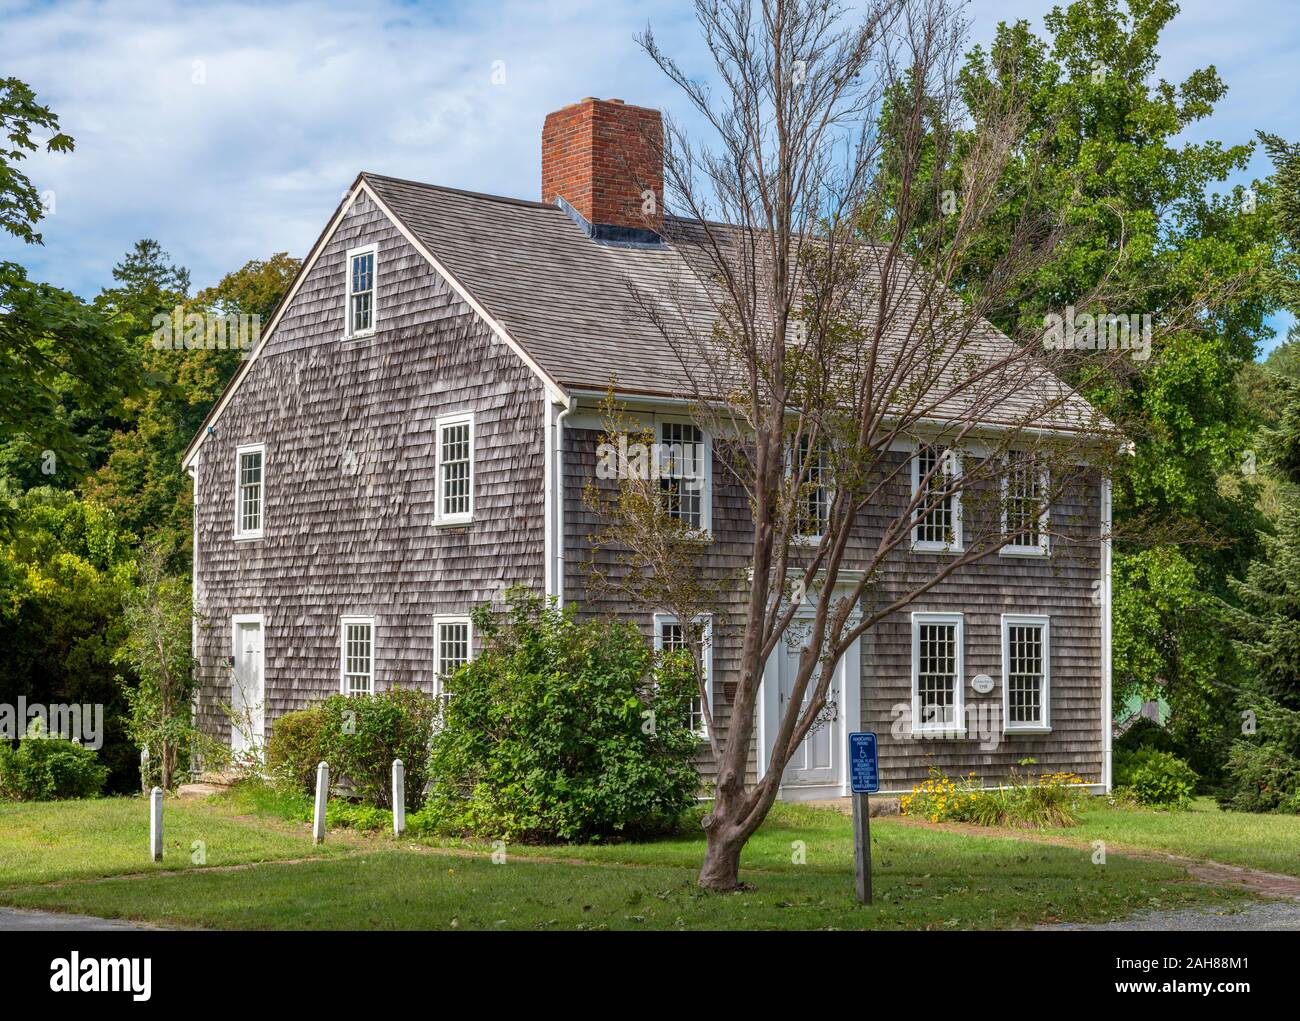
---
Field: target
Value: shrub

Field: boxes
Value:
[900,765,1088,828]
[318,688,438,811]
[1114,748,1198,809]
[1216,742,1300,813]
[0,725,109,801]
[266,707,327,794]
[422,591,702,843]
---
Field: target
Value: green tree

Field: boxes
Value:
[0,486,138,789]
[936,0,1285,767]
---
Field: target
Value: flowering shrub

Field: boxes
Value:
[901,764,1090,828]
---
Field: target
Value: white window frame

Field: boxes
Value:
[910,611,965,736]
[339,615,375,696]
[434,412,475,526]
[233,442,265,540]
[433,615,474,701]
[910,442,963,553]
[1002,614,1051,734]
[344,243,378,339]
[788,436,832,543]
[657,417,712,536]
[653,613,713,739]
[1000,452,1051,557]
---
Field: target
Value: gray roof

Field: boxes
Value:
[364,172,1105,433]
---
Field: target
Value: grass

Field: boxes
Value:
[1048,797,1300,877]
[0,793,353,888]
[0,792,1252,930]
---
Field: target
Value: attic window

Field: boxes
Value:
[346,244,377,338]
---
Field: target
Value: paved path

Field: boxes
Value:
[0,907,159,931]
[1039,901,1300,931]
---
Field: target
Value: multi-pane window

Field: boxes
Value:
[658,422,707,531]
[792,437,830,538]
[341,617,374,696]
[347,246,376,336]
[1003,616,1050,731]
[655,615,711,737]
[434,617,472,701]
[912,444,961,550]
[912,613,963,733]
[1003,451,1049,554]
[235,444,264,538]
[436,415,473,524]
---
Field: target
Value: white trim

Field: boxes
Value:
[910,611,966,737]
[339,615,375,695]
[1000,452,1051,557]
[1101,477,1114,792]
[434,412,475,526]
[910,443,963,553]
[657,416,713,537]
[343,242,378,340]
[433,615,474,700]
[757,595,863,798]
[233,442,265,540]
[653,612,714,739]
[1001,613,1051,733]
[182,178,567,471]
[230,613,266,750]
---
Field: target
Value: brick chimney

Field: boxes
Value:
[541,97,663,241]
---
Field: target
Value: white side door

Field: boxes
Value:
[231,619,264,756]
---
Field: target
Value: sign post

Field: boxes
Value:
[848,732,879,905]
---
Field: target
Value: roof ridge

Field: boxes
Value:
[360,172,558,212]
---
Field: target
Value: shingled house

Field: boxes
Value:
[183,97,1113,799]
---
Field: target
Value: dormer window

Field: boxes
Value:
[346,244,377,338]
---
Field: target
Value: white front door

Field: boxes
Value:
[776,631,844,787]
[231,619,264,756]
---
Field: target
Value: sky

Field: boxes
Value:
[2,0,1296,353]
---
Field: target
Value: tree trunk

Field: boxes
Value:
[699,826,746,892]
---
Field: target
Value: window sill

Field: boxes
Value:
[1005,725,1052,735]
[999,546,1050,559]
[910,542,964,555]
[910,727,968,739]
[434,517,474,530]
[233,532,264,542]
[342,329,376,342]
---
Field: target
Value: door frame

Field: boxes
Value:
[230,613,266,752]
[757,610,861,800]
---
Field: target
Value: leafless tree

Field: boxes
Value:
[583,0,1173,891]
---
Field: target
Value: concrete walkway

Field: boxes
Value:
[0,906,159,931]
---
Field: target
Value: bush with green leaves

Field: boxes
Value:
[317,688,437,811]
[265,706,327,794]
[1114,748,1199,809]
[0,724,109,801]
[419,592,702,843]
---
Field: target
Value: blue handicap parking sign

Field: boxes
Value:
[849,732,879,794]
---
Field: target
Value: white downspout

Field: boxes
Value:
[554,400,575,606]
[1100,475,1113,793]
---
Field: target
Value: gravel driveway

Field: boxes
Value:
[1038,901,1300,931]
[0,907,160,931]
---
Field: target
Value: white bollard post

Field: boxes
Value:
[150,786,163,862]
[313,761,329,845]
[392,759,406,836]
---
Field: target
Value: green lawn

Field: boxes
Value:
[0,794,353,888]
[0,794,1252,930]
[1042,797,1300,877]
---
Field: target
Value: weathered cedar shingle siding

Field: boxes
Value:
[194,192,545,742]
[564,426,1103,792]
